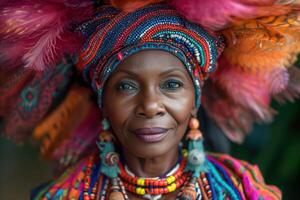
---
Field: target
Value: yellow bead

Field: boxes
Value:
[137,178,145,186]
[167,186,172,192]
[166,175,175,184]
[136,187,145,195]
[171,183,177,191]
[167,183,177,192]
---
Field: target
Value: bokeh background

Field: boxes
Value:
[1,60,299,200]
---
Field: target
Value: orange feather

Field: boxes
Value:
[222,11,300,70]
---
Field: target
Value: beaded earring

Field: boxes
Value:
[179,117,208,200]
[97,118,125,200]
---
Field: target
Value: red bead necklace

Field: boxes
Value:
[119,156,189,196]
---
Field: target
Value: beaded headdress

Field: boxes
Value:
[77,4,223,107]
[1,0,300,167]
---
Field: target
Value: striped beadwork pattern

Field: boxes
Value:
[77,4,223,108]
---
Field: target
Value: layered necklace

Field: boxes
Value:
[82,151,213,200]
[119,153,190,200]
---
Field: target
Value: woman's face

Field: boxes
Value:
[103,50,196,158]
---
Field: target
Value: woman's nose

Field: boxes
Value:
[136,88,165,118]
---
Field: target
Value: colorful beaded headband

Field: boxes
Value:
[77,4,224,108]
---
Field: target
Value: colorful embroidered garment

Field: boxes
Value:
[32,152,281,200]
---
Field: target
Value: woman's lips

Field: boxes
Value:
[132,127,170,142]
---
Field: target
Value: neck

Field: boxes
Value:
[122,146,179,178]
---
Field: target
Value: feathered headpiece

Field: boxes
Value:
[1,0,300,168]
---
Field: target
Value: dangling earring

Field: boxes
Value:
[179,117,207,200]
[185,117,207,174]
[102,118,110,131]
[97,118,125,200]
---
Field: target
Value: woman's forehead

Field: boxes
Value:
[114,50,187,74]
[120,50,182,64]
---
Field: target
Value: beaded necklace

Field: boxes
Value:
[124,164,180,200]
[81,151,216,200]
[119,155,188,199]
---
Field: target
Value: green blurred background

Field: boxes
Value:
[231,101,300,200]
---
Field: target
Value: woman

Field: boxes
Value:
[1,0,300,200]
[31,3,290,199]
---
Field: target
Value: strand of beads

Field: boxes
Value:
[119,156,189,196]
[177,176,198,200]
[122,173,189,196]
[200,172,212,199]
[197,173,212,200]
[119,156,187,188]
[117,177,129,200]
[82,155,98,200]
[100,178,110,200]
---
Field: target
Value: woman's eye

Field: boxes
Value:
[117,81,137,92]
[161,80,183,90]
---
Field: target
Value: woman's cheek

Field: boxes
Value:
[165,91,195,122]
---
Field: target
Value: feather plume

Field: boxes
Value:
[274,66,300,103]
[207,43,294,143]
[202,81,256,143]
[170,0,298,30]
[0,0,93,71]
[213,57,275,121]
[222,12,300,70]
[0,42,28,68]
[205,10,300,143]
[266,66,290,94]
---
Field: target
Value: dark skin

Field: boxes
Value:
[103,50,197,199]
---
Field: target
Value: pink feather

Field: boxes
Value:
[0,41,28,68]
[202,81,255,143]
[265,66,289,95]
[274,66,300,103]
[0,0,93,71]
[215,57,273,121]
[204,56,293,143]
[215,57,290,120]
[170,0,293,30]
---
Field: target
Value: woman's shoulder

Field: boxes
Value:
[204,153,282,200]
[31,153,101,200]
